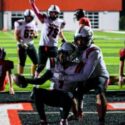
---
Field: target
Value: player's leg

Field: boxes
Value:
[94,77,108,125]
[27,44,38,77]
[35,46,48,78]
[48,46,58,69]
[33,88,73,125]
[17,45,27,74]
[96,93,107,125]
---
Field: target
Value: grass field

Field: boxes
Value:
[0,30,125,91]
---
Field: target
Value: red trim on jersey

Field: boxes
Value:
[86,47,98,58]
[75,62,85,73]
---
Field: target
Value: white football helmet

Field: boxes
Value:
[48,5,60,20]
[74,26,93,49]
[24,9,35,23]
[58,42,76,65]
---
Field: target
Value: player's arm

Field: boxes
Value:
[14,70,53,88]
[63,50,101,82]
[29,0,46,22]
[14,26,21,43]
[7,70,15,95]
[59,22,67,43]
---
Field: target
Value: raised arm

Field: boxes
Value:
[29,0,46,22]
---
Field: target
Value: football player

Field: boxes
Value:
[29,0,66,77]
[14,42,84,125]
[55,26,109,125]
[14,9,38,77]
[74,9,91,27]
[119,48,125,88]
[0,48,14,95]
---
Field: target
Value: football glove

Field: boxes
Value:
[13,74,28,88]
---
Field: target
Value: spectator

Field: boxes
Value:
[29,0,66,77]
[0,48,14,95]
[14,9,38,77]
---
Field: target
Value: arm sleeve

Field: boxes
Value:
[64,50,100,82]
[31,3,45,22]
[26,70,53,85]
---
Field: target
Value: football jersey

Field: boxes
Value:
[39,17,65,47]
[0,60,14,90]
[51,62,84,92]
[64,44,109,83]
[14,19,38,44]
[79,17,91,27]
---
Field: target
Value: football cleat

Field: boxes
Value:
[13,74,28,88]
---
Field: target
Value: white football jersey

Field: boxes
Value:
[39,17,65,47]
[51,62,84,92]
[14,19,38,44]
[64,44,109,83]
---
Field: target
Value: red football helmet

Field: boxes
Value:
[119,48,125,58]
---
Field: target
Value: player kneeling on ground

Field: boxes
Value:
[14,42,84,125]
[0,48,15,95]
[54,26,109,125]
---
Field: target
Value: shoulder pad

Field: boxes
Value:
[17,19,25,26]
[86,46,99,58]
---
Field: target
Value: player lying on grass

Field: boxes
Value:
[14,42,83,125]
[0,48,15,95]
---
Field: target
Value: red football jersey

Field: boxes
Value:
[0,60,14,91]
[119,48,125,58]
[79,17,91,27]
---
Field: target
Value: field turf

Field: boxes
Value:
[0,30,125,91]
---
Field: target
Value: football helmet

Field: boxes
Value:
[74,26,93,50]
[24,9,35,23]
[74,9,86,21]
[58,42,76,65]
[48,5,60,20]
[0,48,6,60]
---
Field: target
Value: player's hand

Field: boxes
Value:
[9,87,15,95]
[18,42,28,49]
[29,0,35,4]
[53,73,64,81]
[13,74,28,88]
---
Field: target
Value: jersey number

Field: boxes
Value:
[47,26,59,38]
[24,29,34,38]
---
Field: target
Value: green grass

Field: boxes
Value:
[0,30,125,91]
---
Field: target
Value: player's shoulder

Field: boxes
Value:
[86,44,100,57]
[15,19,25,26]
